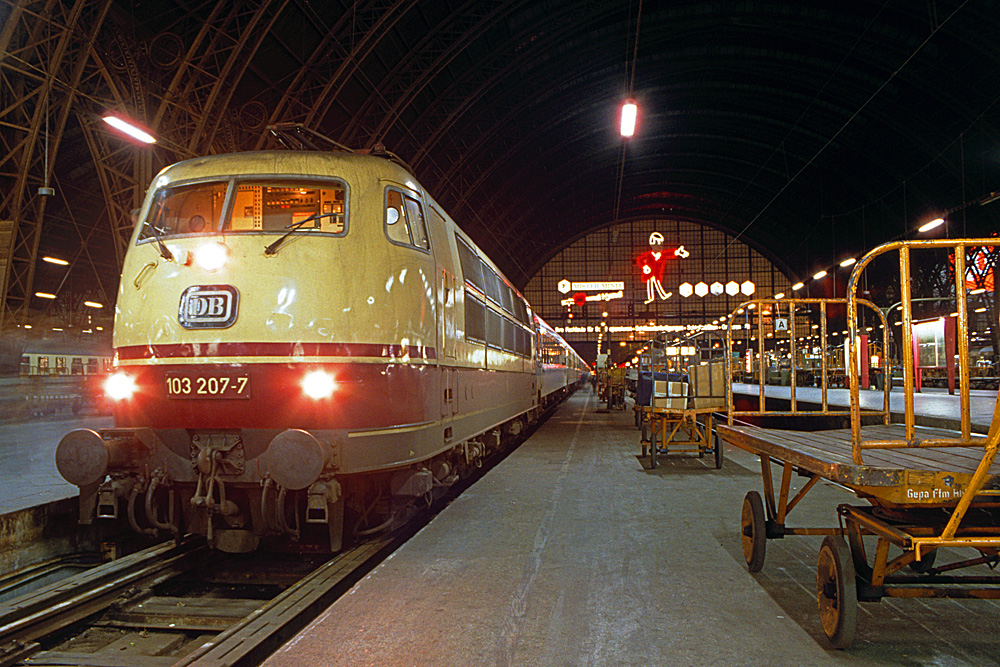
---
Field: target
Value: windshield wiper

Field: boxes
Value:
[147,222,174,261]
[143,202,174,261]
[264,212,339,255]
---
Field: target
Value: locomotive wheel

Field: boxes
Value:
[741,490,766,572]
[817,535,858,649]
[713,431,724,469]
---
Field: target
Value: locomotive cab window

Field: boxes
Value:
[140,181,228,240]
[229,181,346,233]
[385,189,430,251]
[139,179,347,243]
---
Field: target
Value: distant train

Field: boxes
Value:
[56,149,588,552]
[20,347,111,377]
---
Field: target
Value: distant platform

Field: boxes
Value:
[0,414,111,515]
[732,383,997,433]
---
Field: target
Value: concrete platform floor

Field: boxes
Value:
[265,388,1000,667]
[0,414,111,514]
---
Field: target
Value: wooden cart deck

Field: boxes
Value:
[718,423,996,506]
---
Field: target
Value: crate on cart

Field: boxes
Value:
[636,330,728,469]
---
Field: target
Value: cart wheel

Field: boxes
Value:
[649,424,658,469]
[741,491,766,572]
[713,431,724,469]
[908,548,937,573]
[817,535,858,649]
[641,420,650,457]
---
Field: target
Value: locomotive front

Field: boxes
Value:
[55,151,443,552]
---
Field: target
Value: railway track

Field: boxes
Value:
[0,535,396,667]
[0,400,563,667]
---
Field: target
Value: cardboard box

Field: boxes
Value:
[652,396,688,410]
[687,362,726,408]
[653,380,688,397]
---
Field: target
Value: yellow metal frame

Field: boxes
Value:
[725,297,891,424]
[723,239,1000,562]
[846,239,1000,557]
[641,405,719,454]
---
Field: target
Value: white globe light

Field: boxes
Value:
[679,282,694,297]
[695,282,709,297]
[741,280,756,296]
[710,282,724,295]
[726,281,740,296]
[195,241,229,272]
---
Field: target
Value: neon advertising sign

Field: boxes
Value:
[635,232,688,303]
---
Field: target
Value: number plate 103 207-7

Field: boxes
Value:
[165,372,251,399]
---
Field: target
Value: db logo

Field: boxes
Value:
[178,285,239,329]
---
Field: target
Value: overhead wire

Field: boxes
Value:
[716,0,969,260]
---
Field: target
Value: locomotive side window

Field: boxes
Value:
[385,189,430,251]
[465,294,487,343]
[385,190,410,245]
[405,196,430,249]
[456,236,484,292]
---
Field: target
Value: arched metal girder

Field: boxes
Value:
[340,0,525,149]
[148,0,290,156]
[334,2,999,286]
[80,0,290,269]
[255,0,420,145]
[0,0,114,330]
[252,0,411,149]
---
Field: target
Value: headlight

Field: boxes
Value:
[105,372,137,401]
[302,370,336,399]
[194,241,229,272]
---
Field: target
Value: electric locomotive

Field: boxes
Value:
[55,149,586,552]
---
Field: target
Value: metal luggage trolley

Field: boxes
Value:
[638,331,728,469]
[717,238,1000,649]
[599,366,627,410]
